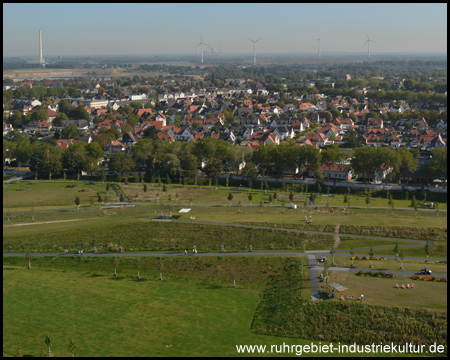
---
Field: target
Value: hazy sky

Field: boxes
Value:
[3,3,447,57]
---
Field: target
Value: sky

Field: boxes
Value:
[3,3,447,57]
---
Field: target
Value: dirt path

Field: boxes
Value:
[333,224,341,249]
[3,218,93,227]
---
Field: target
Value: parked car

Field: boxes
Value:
[420,267,432,274]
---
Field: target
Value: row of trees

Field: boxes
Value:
[3,134,106,178]
[4,131,446,182]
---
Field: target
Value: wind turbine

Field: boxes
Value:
[316,37,321,59]
[247,37,261,65]
[196,35,209,64]
[363,33,375,59]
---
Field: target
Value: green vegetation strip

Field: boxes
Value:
[252,259,447,349]
[3,255,291,289]
[3,221,334,253]
[238,222,446,241]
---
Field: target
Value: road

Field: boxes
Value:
[3,201,446,214]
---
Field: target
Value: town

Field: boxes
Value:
[3,3,447,357]
[3,61,447,188]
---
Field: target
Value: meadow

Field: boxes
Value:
[3,180,447,356]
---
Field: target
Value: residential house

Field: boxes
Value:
[316,163,352,181]
[56,139,79,149]
[61,119,89,131]
[103,140,127,154]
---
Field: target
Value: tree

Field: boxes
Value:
[67,338,77,358]
[113,256,119,276]
[289,192,294,202]
[86,141,105,162]
[410,195,418,217]
[351,146,378,182]
[162,153,181,181]
[228,192,233,206]
[97,192,103,207]
[25,249,33,269]
[181,153,198,180]
[330,248,336,266]
[109,152,135,175]
[425,241,430,263]
[158,258,164,281]
[9,110,23,128]
[75,196,80,209]
[135,256,142,279]
[426,147,447,180]
[143,126,159,140]
[61,124,81,140]
[30,145,62,179]
[45,334,54,356]
[365,193,371,207]
[248,192,253,206]
[203,158,222,181]
[63,142,87,174]
[388,195,395,216]
[349,246,355,267]
[52,112,68,127]
[369,246,374,268]
[393,242,399,260]
[30,107,48,122]
[399,248,405,269]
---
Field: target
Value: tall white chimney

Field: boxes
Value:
[39,29,42,62]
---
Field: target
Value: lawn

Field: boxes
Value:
[3,181,121,210]
[6,181,446,214]
[4,265,290,357]
[324,271,447,311]
[3,258,354,358]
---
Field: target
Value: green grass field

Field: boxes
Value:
[4,265,309,357]
[4,180,447,212]
[3,180,447,356]
[325,271,447,311]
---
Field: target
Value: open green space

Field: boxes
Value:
[3,181,121,210]
[2,220,334,253]
[4,262,309,357]
[325,271,447,311]
[4,180,447,213]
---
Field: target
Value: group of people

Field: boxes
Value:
[396,283,415,289]
[78,250,83,255]
[184,249,197,255]
[189,216,196,220]
[305,215,312,223]
[63,249,69,255]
